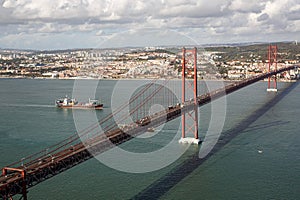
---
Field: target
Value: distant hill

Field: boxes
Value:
[204,42,300,62]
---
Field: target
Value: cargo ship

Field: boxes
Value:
[55,96,103,109]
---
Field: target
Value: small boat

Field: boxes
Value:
[147,127,155,132]
[56,96,103,109]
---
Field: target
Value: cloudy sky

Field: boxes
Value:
[0,0,299,50]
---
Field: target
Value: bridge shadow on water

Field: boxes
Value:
[132,81,299,200]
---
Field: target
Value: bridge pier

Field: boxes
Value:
[179,47,200,145]
[266,88,278,92]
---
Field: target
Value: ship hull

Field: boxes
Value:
[56,104,103,110]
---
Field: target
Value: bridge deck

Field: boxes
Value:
[0,65,297,199]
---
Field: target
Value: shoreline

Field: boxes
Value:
[0,75,297,83]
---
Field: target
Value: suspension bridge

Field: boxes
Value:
[0,45,298,200]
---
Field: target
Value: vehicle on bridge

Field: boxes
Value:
[137,116,151,126]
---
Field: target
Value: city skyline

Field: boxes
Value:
[0,0,299,50]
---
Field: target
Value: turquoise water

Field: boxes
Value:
[0,79,299,199]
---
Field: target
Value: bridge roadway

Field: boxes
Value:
[0,65,297,199]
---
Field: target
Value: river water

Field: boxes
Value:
[0,78,299,200]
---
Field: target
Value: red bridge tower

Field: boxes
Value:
[179,47,200,145]
[267,45,278,92]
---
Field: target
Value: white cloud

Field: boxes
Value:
[0,0,299,49]
[228,0,267,13]
[159,0,231,18]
